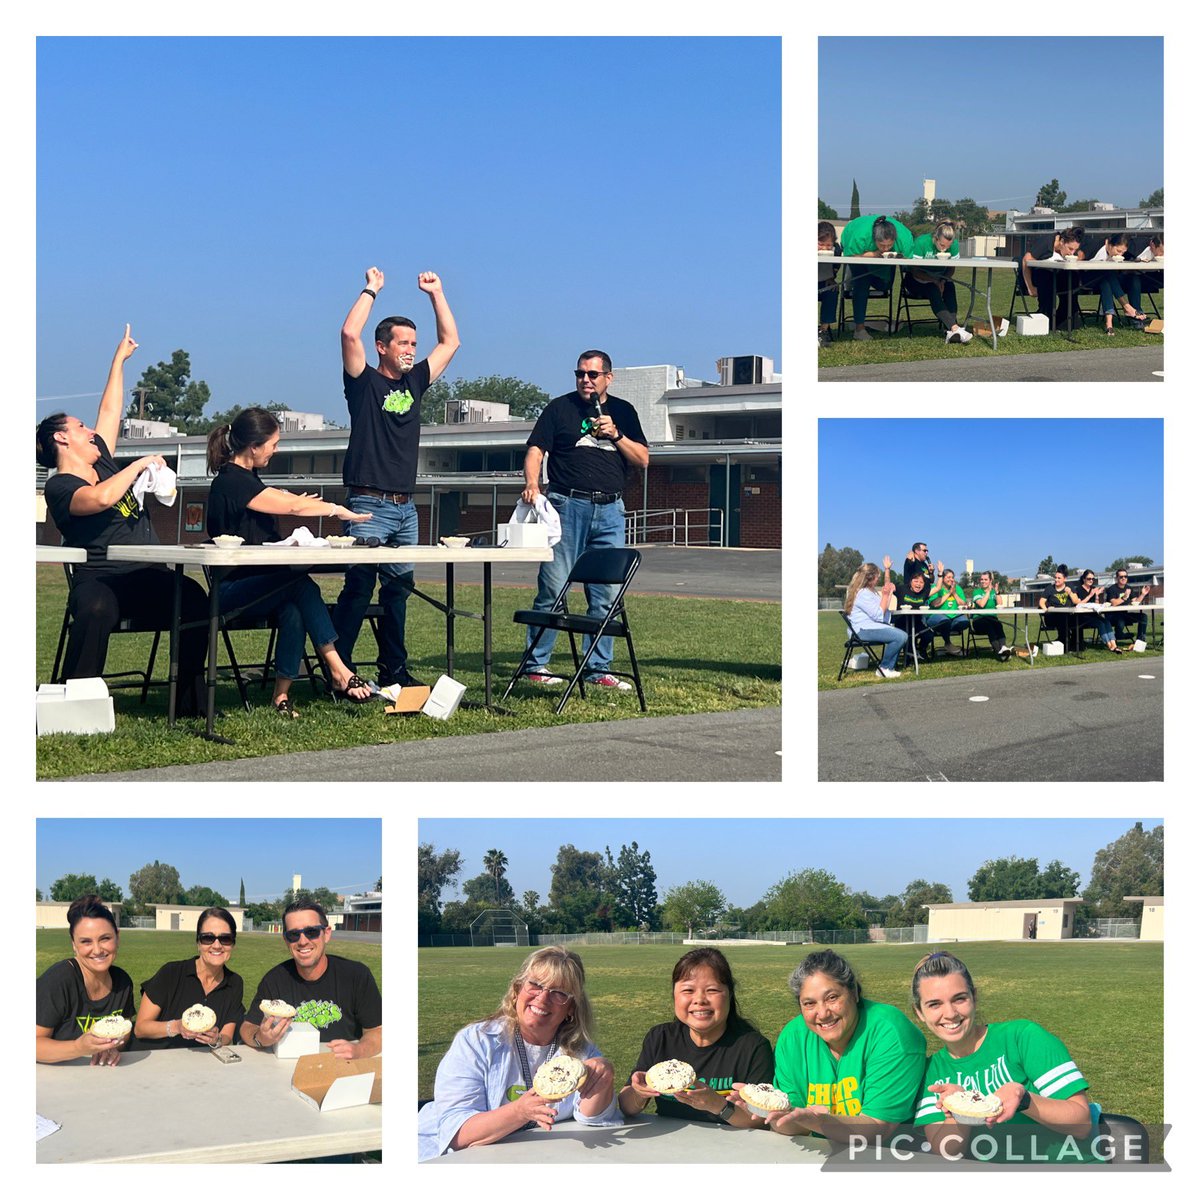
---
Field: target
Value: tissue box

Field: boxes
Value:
[1015,313,1048,336]
[274,1021,320,1060]
[36,678,115,736]
[497,521,549,548]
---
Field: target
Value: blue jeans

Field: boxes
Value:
[849,267,889,326]
[818,277,839,324]
[1110,611,1148,640]
[924,613,969,642]
[219,570,337,680]
[525,491,626,676]
[332,494,417,682]
[854,621,908,671]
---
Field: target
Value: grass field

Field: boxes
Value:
[35,565,780,778]
[818,267,1165,367]
[36,929,383,1007]
[417,941,1163,1125]
[817,610,1164,690]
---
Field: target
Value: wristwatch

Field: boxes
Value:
[718,1100,737,1123]
[1017,1090,1032,1111]
[612,430,624,443]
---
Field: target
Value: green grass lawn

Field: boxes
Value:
[35,565,780,778]
[36,928,382,1006]
[417,941,1163,1125]
[819,267,1164,366]
[817,609,1163,690]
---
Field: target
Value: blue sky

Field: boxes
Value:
[818,37,1163,216]
[36,818,381,902]
[418,818,1161,909]
[819,419,1163,578]
[34,36,780,426]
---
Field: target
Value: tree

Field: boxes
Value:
[1060,198,1101,213]
[1139,188,1163,208]
[200,401,288,436]
[482,849,509,903]
[762,868,865,932]
[50,873,99,901]
[1036,860,1081,899]
[548,844,607,908]
[967,856,1042,902]
[886,879,953,928]
[36,887,43,901]
[818,198,838,219]
[96,878,124,903]
[418,842,463,920]
[1106,554,1156,572]
[1036,554,1057,576]
[462,872,516,906]
[376,876,383,891]
[849,179,860,219]
[1081,822,1163,918]
[521,890,540,913]
[239,878,246,906]
[245,900,281,925]
[662,880,726,938]
[129,350,211,432]
[282,885,340,912]
[1035,179,1066,209]
[605,842,659,929]
[421,375,551,425]
[183,884,231,907]
[817,542,864,598]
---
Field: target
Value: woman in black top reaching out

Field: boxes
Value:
[206,407,374,716]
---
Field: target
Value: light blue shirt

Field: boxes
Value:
[418,1020,621,1161]
[849,587,891,634]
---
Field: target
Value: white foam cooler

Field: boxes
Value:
[36,677,115,736]
[1015,313,1049,336]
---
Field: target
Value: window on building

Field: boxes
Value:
[458,450,484,472]
[668,465,707,484]
[688,429,696,439]
[311,453,337,474]
[746,461,781,484]
[486,450,514,471]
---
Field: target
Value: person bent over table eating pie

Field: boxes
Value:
[418,945,619,1160]
[134,906,244,1048]
[734,949,925,1143]
[620,946,774,1127]
[36,895,133,1065]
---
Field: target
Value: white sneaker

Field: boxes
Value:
[945,329,962,344]
[959,327,973,343]
[997,645,1013,661]
[875,667,902,679]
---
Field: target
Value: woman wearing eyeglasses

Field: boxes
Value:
[36,895,134,1065]
[133,907,244,1048]
[418,945,620,1161]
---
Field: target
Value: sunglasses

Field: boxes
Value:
[283,924,327,943]
[197,932,235,946]
[574,369,605,380]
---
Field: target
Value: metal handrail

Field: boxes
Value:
[625,507,724,547]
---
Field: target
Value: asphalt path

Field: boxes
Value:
[819,344,1163,383]
[819,659,1162,781]
[413,544,781,601]
[62,707,783,782]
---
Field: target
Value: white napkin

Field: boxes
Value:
[508,496,562,547]
[265,526,327,547]
[132,462,178,508]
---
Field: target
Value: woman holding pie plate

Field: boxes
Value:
[418,945,619,1160]
[620,947,774,1127]
[133,906,244,1049]
[733,949,926,1142]
[36,895,134,1065]
[911,950,1093,1158]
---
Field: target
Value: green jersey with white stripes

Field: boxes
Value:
[915,1019,1088,1125]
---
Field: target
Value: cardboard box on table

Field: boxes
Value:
[291,1053,383,1113]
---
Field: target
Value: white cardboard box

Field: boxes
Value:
[274,1021,320,1059]
[422,674,467,720]
[36,678,115,736]
[290,1053,382,1112]
[1015,313,1049,336]
[497,521,550,548]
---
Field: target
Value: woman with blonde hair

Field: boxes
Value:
[845,556,908,678]
[418,945,619,1160]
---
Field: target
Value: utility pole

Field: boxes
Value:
[131,385,152,418]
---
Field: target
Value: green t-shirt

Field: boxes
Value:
[929,584,966,611]
[773,998,926,1123]
[910,232,960,277]
[840,214,915,279]
[971,587,997,609]
[915,1020,1101,1161]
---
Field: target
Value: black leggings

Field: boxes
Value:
[64,567,209,716]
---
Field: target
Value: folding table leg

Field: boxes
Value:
[168,564,183,726]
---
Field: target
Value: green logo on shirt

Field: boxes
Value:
[382,388,415,414]
[295,999,343,1029]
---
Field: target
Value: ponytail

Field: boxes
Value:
[205,406,280,475]
[206,423,234,474]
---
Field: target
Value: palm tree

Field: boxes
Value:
[483,850,509,903]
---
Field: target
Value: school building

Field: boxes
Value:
[924,898,1084,942]
[36,356,783,551]
[1123,896,1164,941]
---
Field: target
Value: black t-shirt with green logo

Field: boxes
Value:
[36,957,135,1041]
[630,1018,774,1123]
[527,391,648,495]
[245,954,382,1043]
[342,359,431,494]
[1043,587,1073,609]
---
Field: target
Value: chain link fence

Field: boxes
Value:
[1074,917,1142,939]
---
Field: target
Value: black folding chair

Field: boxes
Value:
[1090,1105,1151,1165]
[836,612,884,681]
[838,266,897,336]
[502,548,646,714]
[50,563,163,701]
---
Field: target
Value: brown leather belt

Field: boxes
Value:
[350,486,412,504]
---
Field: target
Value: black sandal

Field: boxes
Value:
[332,673,373,704]
[274,696,299,719]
